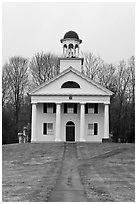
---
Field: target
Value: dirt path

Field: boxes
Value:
[48,143,87,202]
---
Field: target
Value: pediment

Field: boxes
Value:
[30,67,113,96]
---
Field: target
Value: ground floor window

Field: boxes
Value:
[43,123,54,135]
[88,123,98,135]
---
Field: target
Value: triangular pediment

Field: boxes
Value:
[30,67,113,96]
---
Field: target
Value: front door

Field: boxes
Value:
[66,121,75,142]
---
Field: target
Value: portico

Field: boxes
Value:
[31,99,111,142]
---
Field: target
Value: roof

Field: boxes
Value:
[64,31,79,40]
[60,31,82,43]
[30,67,113,96]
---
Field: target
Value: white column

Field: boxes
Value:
[77,47,79,57]
[80,103,86,141]
[31,103,37,142]
[104,103,109,139]
[63,46,65,56]
[55,103,61,141]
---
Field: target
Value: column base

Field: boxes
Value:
[79,139,86,142]
[55,139,62,142]
[102,138,111,143]
[31,140,37,143]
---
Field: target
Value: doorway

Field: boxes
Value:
[66,121,75,142]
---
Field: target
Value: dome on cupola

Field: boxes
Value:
[60,31,82,43]
[64,31,79,40]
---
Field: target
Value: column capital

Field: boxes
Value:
[104,102,110,105]
[55,102,62,105]
[80,102,86,105]
[31,102,37,105]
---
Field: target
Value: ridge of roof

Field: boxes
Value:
[30,66,113,95]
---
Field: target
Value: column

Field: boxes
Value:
[55,103,61,141]
[77,47,79,57]
[104,103,109,139]
[63,46,65,56]
[31,103,37,142]
[80,103,86,141]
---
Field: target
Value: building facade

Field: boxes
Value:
[30,31,113,142]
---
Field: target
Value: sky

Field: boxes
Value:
[2,2,135,65]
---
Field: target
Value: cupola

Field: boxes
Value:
[60,31,82,58]
[59,31,84,73]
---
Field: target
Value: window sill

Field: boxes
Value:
[43,113,55,114]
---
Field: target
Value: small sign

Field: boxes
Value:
[69,96,72,100]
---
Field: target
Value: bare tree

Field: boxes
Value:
[2,56,29,140]
[127,56,135,103]
[97,63,116,89]
[82,52,116,92]
[82,52,104,80]
[110,59,134,142]
[2,68,10,107]
[29,52,59,88]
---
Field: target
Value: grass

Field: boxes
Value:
[2,142,135,202]
[2,143,64,202]
[77,143,135,202]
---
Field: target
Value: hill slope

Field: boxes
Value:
[2,143,135,202]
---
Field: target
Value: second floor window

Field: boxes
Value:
[64,103,77,114]
[43,103,56,113]
[85,103,98,114]
[47,103,53,113]
[67,103,74,113]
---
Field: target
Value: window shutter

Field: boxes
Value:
[53,103,56,113]
[85,103,88,114]
[94,104,98,114]
[43,103,47,113]
[43,123,47,135]
[74,103,77,114]
[94,123,98,135]
[64,103,67,113]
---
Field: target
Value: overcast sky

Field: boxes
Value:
[2,2,135,65]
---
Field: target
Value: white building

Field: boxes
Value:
[30,31,113,142]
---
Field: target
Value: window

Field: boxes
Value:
[88,104,94,114]
[43,123,53,135]
[64,103,77,114]
[88,123,98,135]
[64,44,67,48]
[85,103,98,114]
[68,103,73,113]
[43,103,56,113]
[88,124,94,135]
[61,81,80,88]
[47,123,53,134]
[47,103,53,113]
[69,44,73,49]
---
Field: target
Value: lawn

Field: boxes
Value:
[2,143,64,202]
[77,143,135,202]
[2,142,135,202]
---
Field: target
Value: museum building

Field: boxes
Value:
[30,31,113,142]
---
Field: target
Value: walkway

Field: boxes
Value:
[48,143,87,202]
